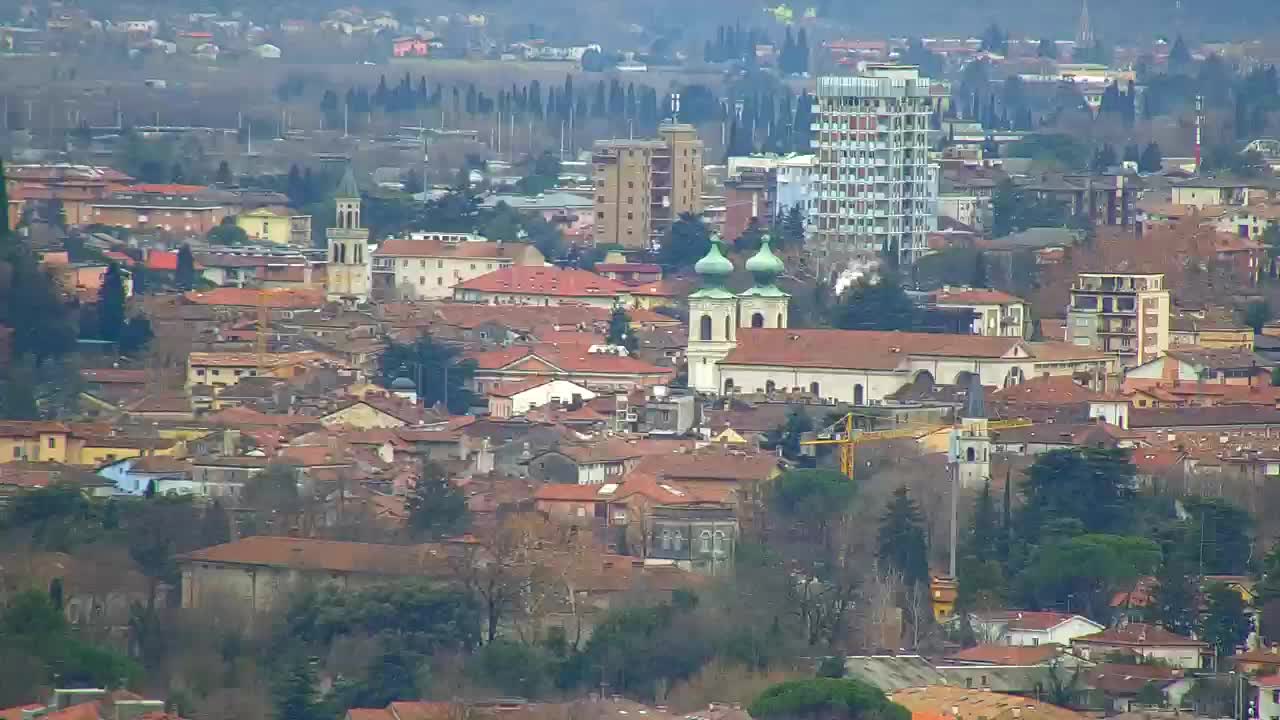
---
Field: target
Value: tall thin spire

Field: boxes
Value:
[1076,0,1095,48]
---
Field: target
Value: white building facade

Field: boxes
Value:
[812,66,944,268]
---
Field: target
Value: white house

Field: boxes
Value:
[487,377,597,419]
[932,287,1028,338]
[373,236,544,300]
[1254,673,1280,720]
[1071,622,1207,669]
[972,610,1106,647]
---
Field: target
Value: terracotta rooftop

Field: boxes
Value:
[890,686,1086,720]
[934,288,1025,306]
[1130,406,1280,429]
[631,447,780,483]
[978,610,1090,631]
[723,329,1106,371]
[1073,622,1206,648]
[183,287,325,310]
[178,536,451,575]
[944,644,1061,665]
[189,351,326,369]
[991,375,1113,405]
[487,376,557,397]
[1085,663,1184,694]
[469,343,674,378]
[454,266,630,297]
[80,368,149,384]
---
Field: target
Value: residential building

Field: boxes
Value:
[186,351,325,389]
[1071,623,1207,669]
[1084,663,1194,714]
[1125,348,1269,386]
[646,504,737,575]
[971,610,1106,647]
[1252,674,1280,720]
[938,192,980,229]
[326,166,372,303]
[775,153,817,225]
[1169,306,1254,350]
[591,124,704,249]
[722,166,776,242]
[932,287,1028,337]
[234,207,312,245]
[1066,272,1170,368]
[812,66,944,268]
[452,266,631,308]
[88,193,229,235]
[178,536,451,614]
[469,343,674,393]
[0,422,177,466]
[1171,177,1280,208]
[372,237,544,300]
[486,377,597,419]
[479,193,595,241]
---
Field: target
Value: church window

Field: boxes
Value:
[751,312,764,328]
[699,315,712,341]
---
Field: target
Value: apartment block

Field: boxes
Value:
[1066,272,1170,368]
[812,66,943,269]
[591,124,703,249]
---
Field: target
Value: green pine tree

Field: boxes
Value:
[1199,583,1254,659]
[877,486,930,589]
[97,263,127,342]
[176,244,196,290]
[407,460,469,539]
[606,304,638,353]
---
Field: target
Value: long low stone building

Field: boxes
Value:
[715,328,1114,405]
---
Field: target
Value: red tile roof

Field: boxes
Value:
[183,288,325,310]
[945,644,1060,665]
[1073,622,1206,648]
[487,376,556,397]
[723,329,1104,371]
[454,266,630,298]
[145,250,179,271]
[81,368,149,384]
[469,343,674,378]
[0,706,44,720]
[178,536,450,575]
[991,375,1111,404]
[979,610,1081,631]
[123,183,210,195]
[934,288,1025,305]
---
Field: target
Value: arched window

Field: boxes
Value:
[724,315,731,340]
[765,380,776,394]
[810,381,820,397]
[1004,367,1025,388]
[751,312,764,328]
[966,447,976,462]
[700,530,712,553]
[661,530,672,550]
[854,384,864,405]
[672,531,684,551]
[699,314,712,341]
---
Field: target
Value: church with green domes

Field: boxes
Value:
[686,234,790,394]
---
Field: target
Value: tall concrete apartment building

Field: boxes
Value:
[1066,272,1170,368]
[592,124,704,249]
[812,66,943,269]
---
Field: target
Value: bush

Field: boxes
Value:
[750,678,911,720]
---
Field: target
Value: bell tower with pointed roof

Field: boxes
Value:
[326,164,371,305]
[687,235,740,394]
[950,374,991,490]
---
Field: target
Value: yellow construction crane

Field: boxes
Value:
[801,412,1034,480]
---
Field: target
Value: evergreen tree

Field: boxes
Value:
[1199,583,1254,659]
[965,480,998,563]
[215,160,232,186]
[877,486,930,589]
[0,359,38,420]
[1147,555,1198,636]
[118,316,153,356]
[833,274,918,331]
[274,655,323,720]
[1169,35,1192,73]
[199,499,231,548]
[1139,142,1163,173]
[780,204,806,249]
[407,460,469,539]
[1091,143,1117,172]
[796,29,809,73]
[97,263,127,343]
[606,305,638,353]
[176,244,196,291]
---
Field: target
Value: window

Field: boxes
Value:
[700,530,712,553]
[810,382,820,397]
[12,447,20,459]
[854,384,864,404]
[765,380,776,393]
[47,437,56,449]
[437,277,443,286]
[966,447,976,462]
[699,314,712,341]
[751,312,764,328]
